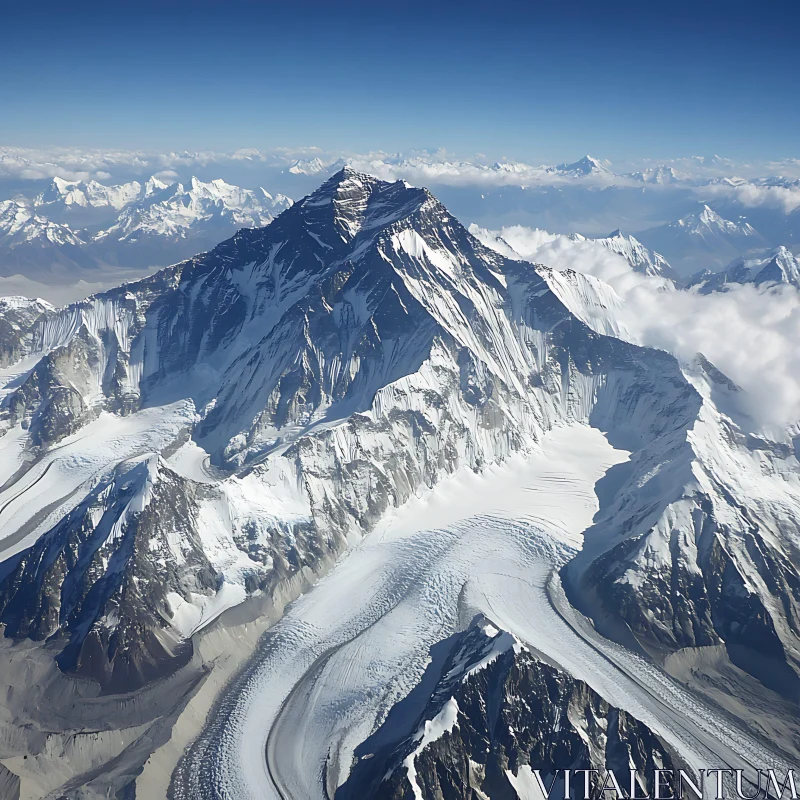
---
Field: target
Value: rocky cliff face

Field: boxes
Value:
[0,297,53,368]
[0,457,215,691]
[340,617,682,800]
[563,359,800,704]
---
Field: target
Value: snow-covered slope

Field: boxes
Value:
[592,229,678,280]
[0,168,798,797]
[687,245,800,293]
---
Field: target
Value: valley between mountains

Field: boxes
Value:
[0,169,799,799]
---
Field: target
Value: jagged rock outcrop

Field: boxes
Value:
[0,297,53,367]
[341,618,682,800]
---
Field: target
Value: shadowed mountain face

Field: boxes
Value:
[0,169,799,797]
[340,617,681,800]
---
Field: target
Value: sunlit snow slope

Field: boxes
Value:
[172,425,789,800]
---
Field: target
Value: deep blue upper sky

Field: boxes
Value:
[3,0,798,162]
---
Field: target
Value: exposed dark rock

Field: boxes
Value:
[340,618,682,800]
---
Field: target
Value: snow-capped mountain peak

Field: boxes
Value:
[698,203,724,225]
[767,244,800,284]
[288,156,326,175]
[93,175,293,246]
[144,175,171,196]
[469,222,676,284]
[687,244,800,293]
[0,198,85,246]
[553,154,611,176]
[298,166,430,243]
[629,165,684,184]
[637,202,768,274]
[1,173,296,279]
[36,176,143,210]
[682,203,757,236]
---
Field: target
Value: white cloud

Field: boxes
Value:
[469,224,561,259]
[701,182,800,214]
[628,281,800,427]
[0,146,331,184]
[476,224,800,428]
[345,155,631,189]
[152,169,180,181]
[2,146,799,195]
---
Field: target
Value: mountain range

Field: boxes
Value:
[3,151,799,297]
[0,169,798,799]
[0,175,292,280]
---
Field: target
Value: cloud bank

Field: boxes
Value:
[701,182,800,214]
[4,146,800,194]
[473,224,800,429]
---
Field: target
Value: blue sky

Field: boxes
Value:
[3,0,798,162]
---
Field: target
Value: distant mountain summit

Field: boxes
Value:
[36,176,144,210]
[628,165,684,184]
[551,154,612,176]
[470,223,676,282]
[288,156,326,175]
[0,197,93,276]
[677,203,759,237]
[687,245,800,293]
[92,177,291,259]
[638,203,768,275]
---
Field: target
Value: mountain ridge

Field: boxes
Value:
[0,174,293,280]
[687,245,800,293]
